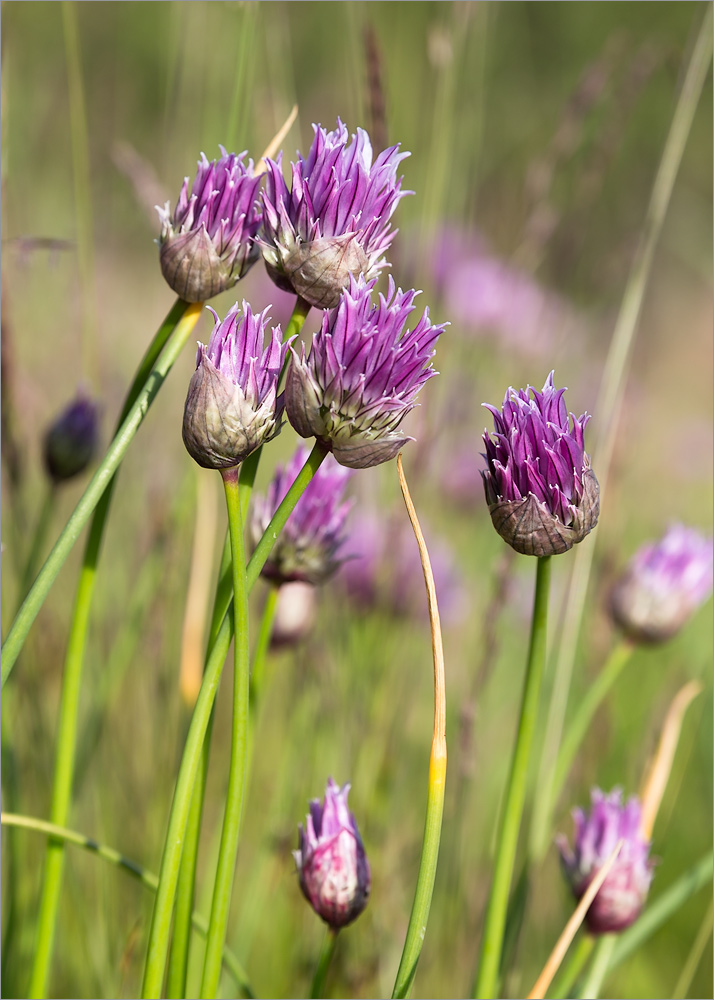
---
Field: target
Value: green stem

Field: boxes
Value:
[310,929,339,1000]
[1,813,253,998]
[141,441,328,1000]
[166,456,260,1000]
[27,299,201,999]
[529,3,713,863]
[549,933,594,1000]
[671,895,712,1000]
[249,585,279,708]
[200,468,251,999]
[551,639,634,805]
[577,934,615,1000]
[282,296,311,344]
[20,485,56,602]
[2,298,199,686]
[473,555,552,1000]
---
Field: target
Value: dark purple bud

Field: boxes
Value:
[250,444,353,585]
[260,120,410,308]
[610,524,712,643]
[557,788,654,935]
[157,148,262,302]
[285,274,445,469]
[43,394,100,483]
[481,372,599,556]
[182,302,287,470]
[294,778,371,930]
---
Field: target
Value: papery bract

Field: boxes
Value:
[260,120,410,308]
[481,371,599,555]
[157,148,262,302]
[294,778,371,929]
[182,302,286,470]
[286,274,444,469]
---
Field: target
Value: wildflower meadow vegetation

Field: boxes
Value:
[1,3,712,999]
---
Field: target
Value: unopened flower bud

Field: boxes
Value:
[157,148,262,302]
[610,524,713,643]
[294,778,371,930]
[557,788,654,934]
[182,302,287,470]
[481,372,599,556]
[43,394,99,483]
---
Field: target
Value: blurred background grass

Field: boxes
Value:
[1,2,712,998]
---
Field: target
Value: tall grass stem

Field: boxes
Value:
[473,555,552,999]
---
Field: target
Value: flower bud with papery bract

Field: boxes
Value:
[481,371,599,556]
[294,778,371,930]
[557,787,654,934]
[43,394,99,483]
[286,274,444,469]
[260,120,410,308]
[157,148,262,302]
[182,302,287,470]
[250,444,353,585]
[610,524,713,643]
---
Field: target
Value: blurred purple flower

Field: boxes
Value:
[286,274,445,469]
[250,444,354,585]
[431,227,581,356]
[610,524,713,643]
[557,788,654,934]
[43,393,100,483]
[336,510,466,624]
[261,120,410,308]
[182,302,286,470]
[157,148,262,301]
[294,778,371,930]
[481,371,599,556]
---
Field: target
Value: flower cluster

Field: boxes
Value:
[481,372,599,556]
[250,444,353,586]
[286,274,444,469]
[260,120,409,308]
[182,303,286,470]
[157,148,262,302]
[294,778,371,930]
[557,788,654,935]
[610,524,713,643]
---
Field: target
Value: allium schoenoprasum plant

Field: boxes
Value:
[1,6,712,1000]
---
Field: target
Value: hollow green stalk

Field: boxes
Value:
[249,584,279,708]
[550,639,634,807]
[473,555,551,1000]
[167,456,259,1000]
[392,454,447,1000]
[577,934,615,1000]
[20,486,56,603]
[199,467,251,999]
[282,296,311,344]
[549,934,595,1000]
[672,897,713,1000]
[27,299,202,999]
[2,298,200,686]
[310,928,339,1000]
[530,4,713,862]
[1,813,253,997]
[141,440,329,999]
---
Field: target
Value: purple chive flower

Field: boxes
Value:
[157,148,262,302]
[43,393,100,483]
[286,274,445,469]
[182,302,287,470]
[260,120,410,308]
[250,444,353,585]
[610,525,713,643]
[294,778,371,930]
[481,371,599,556]
[557,788,654,935]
